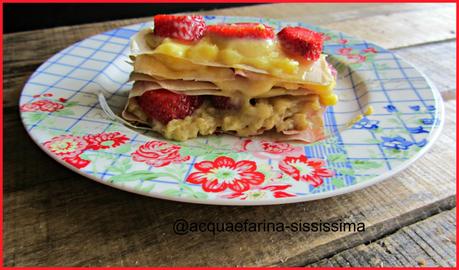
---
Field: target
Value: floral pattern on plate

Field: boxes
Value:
[19,16,444,205]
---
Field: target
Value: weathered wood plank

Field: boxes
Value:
[324,7,456,49]
[4,100,455,266]
[197,3,454,24]
[307,208,456,267]
[394,41,456,96]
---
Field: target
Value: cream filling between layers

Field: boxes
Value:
[131,29,335,86]
[132,54,337,106]
[126,95,323,141]
[132,29,306,76]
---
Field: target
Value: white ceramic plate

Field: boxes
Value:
[19,16,444,205]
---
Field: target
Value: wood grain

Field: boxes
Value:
[396,41,456,97]
[308,208,456,267]
[197,3,454,26]
[324,7,456,49]
[3,3,456,267]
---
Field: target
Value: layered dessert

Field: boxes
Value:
[122,15,337,141]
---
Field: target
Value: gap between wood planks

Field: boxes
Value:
[306,208,456,267]
[390,38,457,50]
[275,196,456,266]
[302,205,456,266]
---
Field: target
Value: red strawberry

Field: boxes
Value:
[153,14,206,42]
[137,90,203,124]
[207,23,275,39]
[211,96,237,110]
[277,26,324,61]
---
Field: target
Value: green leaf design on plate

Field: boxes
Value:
[110,170,176,183]
[78,152,92,160]
[23,112,48,124]
[53,108,74,116]
[257,164,280,181]
[327,153,348,163]
[351,160,383,170]
[161,189,182,197]
[83,151,115,160]
[161,184,209,199]
[191,191,208,199]
[373,127,383,134]
[107,158,133,174]
[64,101,79,107]
[129,181,157,193]
[331,177,346,188]
[337,168,355,176]
[112,143,131,154]
[179,144,238,160]
[179,146,210,157]
[139,184,156,193]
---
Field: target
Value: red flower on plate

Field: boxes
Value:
[225,184,295,200]
[20,102,41,112]
[186,156,265,193]
[260,141,295,154]
[337,48,352,55]
[338,38,348,44]
[20,100,64,112]
[320,33,332,41]
[84,132,129,150]
[238,139,302,160]
[131,140,190,167]
[35,100,64,112]
[362,47,377,53]
[279,155,334,187]
[347,54,367,63]
[43,134,88,159]
[43,132,130,170]
[63,155,91,169]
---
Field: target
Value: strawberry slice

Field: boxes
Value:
[207,23,275,39]
[277,26,324,61]
[137,90,203,124]
[211,96,238,110]
[153,14,206,42]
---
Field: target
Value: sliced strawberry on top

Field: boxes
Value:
[153,14,206,42]
[207,23,275,39]
[277,26,324,61]
[137,89,203,124]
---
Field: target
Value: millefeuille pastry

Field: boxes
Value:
[122,14,337,141]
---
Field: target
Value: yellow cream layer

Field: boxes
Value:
[134,29,334,85]
[128,95,323,141]
[133,54,338,106]
[150,35,302,75]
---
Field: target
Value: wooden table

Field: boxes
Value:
[4,3,456,267]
